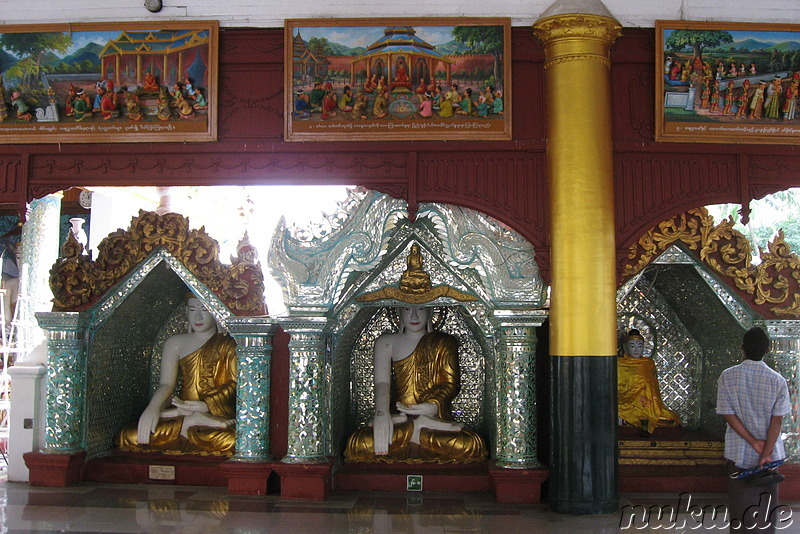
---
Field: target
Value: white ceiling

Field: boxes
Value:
[2,0,798,29]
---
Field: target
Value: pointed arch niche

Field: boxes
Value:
[21,211,276,492]
[270,189,549,501]
[618,208,800,471]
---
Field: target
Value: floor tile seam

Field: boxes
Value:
[273,501,357,508]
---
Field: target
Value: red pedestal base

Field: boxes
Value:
[336,462,491,493]
[488,463,549,504]
[82,452,228,486]
[779,462,800,500]
[24,451,87,487]
[272,460,333,500]
[619,462,800,499]
[619,464,727,494]
[221,460,273,495]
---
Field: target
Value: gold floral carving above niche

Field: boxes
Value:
[621,207,800,319]
[533,14,622,50]
[50,210,266,315]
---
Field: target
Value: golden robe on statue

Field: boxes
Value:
[117,333,237,455]
[344,331,487,463]
[617,355,680,432]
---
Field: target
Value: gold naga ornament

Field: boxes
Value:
[49,210,266,315]
[356,244,477,304]
[621,207,800,318]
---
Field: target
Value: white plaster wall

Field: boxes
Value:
[0,0,798,29]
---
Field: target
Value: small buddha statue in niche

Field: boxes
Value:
[617,328,681,436]
[398,244,430,294]
[345,245,487,463]
[116,295,237,455]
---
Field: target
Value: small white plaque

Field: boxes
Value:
[664,92,689,108]
[149,465,176,480]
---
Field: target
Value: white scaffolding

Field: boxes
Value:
[0,262,36,463]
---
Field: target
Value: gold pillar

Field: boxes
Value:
[534,12,621,357]
[534,8,622,515]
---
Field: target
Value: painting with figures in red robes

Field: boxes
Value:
[657,20,800,145]
[0,21,218,143]
[285,18,511,142]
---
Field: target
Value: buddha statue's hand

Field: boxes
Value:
[136,405,162,444]
[180,412,235,439]
[371,410,394,455]
[171,397,209,415]
[159,407,180,418]
[396,401,437,417]
[416,414,463,432]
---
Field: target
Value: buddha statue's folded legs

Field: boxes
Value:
[345,418,486,463]
[344,305,487,464]
[116,297,237,456]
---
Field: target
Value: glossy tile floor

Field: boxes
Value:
[1,468,799,533]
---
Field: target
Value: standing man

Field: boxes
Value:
[717,326,791,533]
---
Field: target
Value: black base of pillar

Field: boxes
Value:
[549,498,618,515]
[549,355,618,514]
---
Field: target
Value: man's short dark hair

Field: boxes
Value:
[743,326,770,361]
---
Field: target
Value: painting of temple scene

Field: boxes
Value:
[285,18,510,141]
[0,21,217,143]
[657,20,800,144]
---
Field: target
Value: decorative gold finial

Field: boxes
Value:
[398,244,431,294]
[357,244,477,304]
[231,231,258,265]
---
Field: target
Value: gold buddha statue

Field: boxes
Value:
[398,244,431,294]
[345,246,487,463]
[617,329,680,435]
[116,296,237,455]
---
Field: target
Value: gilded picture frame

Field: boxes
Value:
[0,21,218,144]
[285,18,511,142]
[657,20,800,145]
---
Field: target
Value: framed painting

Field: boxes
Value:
[284,18,511,142]
[657,20,800,145]
[0,21,218,144]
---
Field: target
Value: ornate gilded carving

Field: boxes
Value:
[357,244,477,304]
[533,14,622,49]
[543,54,611,69]
[271,190,545,315]
[50,210,265,315]
[622,207,800,318]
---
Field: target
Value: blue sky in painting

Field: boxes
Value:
[663,28,800,46]
[293,25,457,48]
[65,30,121,55]
[1,29,183,59]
